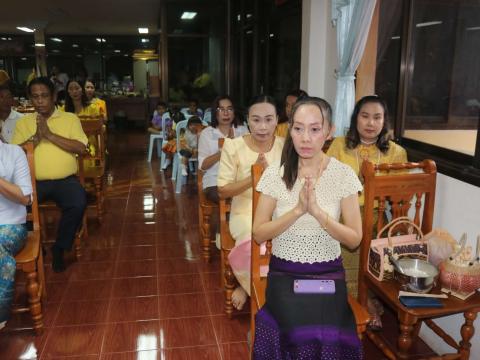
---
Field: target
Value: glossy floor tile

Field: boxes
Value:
[1,130,435,359]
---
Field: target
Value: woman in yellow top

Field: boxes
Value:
[327,95,407,330]
[218,95,284,311]
[60,79,100,118]
[275,89,308,137]
[60,79,101,167]
[84,79,107,122]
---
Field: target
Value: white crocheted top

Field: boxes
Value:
[256,158,362,263]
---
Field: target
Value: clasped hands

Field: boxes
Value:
[294,175,320,217]
[32,114,53,146]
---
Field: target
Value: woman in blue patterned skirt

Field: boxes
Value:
[0,139,32,330]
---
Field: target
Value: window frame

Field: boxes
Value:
[391,0,480,186]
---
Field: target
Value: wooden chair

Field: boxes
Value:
[219,197,237,318]
[12,142,45,334]
[80,116,106,223]
[197,170,218,262]
[250,163,370,353]
[197,138,224,262]
[359,160,480,359]
[39,154,88,260]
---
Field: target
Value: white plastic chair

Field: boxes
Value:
[172,119,198,193]
[158,112,171,170]
[203,108,212,124]
[147,111,163,162]
[181,107,203,118]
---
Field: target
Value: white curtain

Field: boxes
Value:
[332,0,377,136]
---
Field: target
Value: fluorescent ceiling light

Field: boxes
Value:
[466,26,480,31]
[141,38,149,43]
[416,21,442,28]
[17,26,35,33]
[138,27,149,34]
[51,37,62,42]
[114,49,121,53]
[52,49,60,53]
[181,12,197,20]
[96,38,106,43]
[21,57,27,60]
[391,36,401,40]
[72,44,79,48]
[1,37,7,40]
[246,13,252,18]
[35,43,45,47]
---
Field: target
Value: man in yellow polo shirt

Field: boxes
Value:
[12,77,88,272]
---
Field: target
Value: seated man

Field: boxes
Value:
[0,81,23,143]
[12,77,88,272]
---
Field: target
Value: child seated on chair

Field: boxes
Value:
[148,101,168,134]
[179,116,204,176]
[161,106,186,169]
[187,99,203,117]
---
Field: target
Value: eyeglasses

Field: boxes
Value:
[216,107,234,113]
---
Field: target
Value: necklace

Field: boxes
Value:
[299,155,328,185]
[360,138,377,145]
[355,145,381,184]
[248,134,275,154]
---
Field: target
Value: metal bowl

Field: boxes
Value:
[394,258,439,293]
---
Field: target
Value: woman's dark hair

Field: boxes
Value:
[278,89,309,124]
[27,77,55,97]
[211,95,239,128]
[84,78,96,87]
[64,79,89,113]
[248,94,277,115]
[345,95,390,153]
[0,80,15,96]
[157,101,168,109]
[281,97,333,190]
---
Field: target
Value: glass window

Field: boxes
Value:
[403,0,479,156]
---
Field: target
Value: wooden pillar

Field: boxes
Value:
[355,1,379,100]
[159,0,168,100]
[34,29,48,76]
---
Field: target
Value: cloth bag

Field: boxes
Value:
[368,216,427,281]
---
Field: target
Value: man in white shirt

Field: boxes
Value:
[0,82,23,143]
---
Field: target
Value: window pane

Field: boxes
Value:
[403,0,479,156]
[375,0,404,131]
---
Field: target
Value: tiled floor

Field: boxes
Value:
[1,130,249,359]
[0,129,436,359]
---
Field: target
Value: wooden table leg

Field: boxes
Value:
[398,315,417,359]
[459,310,478,360]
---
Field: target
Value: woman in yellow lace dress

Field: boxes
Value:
[275,89,308,138]
[327,95,407,329]
[84,79,107,122]
[60,79,101,168]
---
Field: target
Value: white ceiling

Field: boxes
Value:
[0,0,161,35]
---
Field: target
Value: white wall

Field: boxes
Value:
[301,2,480,357]
[300,0,337,104]
[419,173,480,359]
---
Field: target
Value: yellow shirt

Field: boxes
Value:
[11,110,88,180]
[275,122,289,138]
[217,135,285,241]
[92,98,107,121]
[59,103,100,117]
[327,136,407,205]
